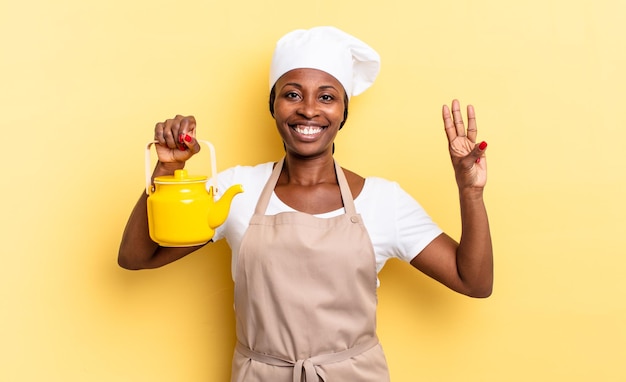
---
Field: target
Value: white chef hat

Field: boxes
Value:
[269,26,381,98]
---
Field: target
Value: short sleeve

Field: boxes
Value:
[356,178,443,272]
[390,181,443,263]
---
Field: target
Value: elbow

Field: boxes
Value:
[465,281,493,298]
[468,287,493,299]
[117,251,146,271]
[117,257,137,270]
[457,274,493,298]
[118,260,140,271]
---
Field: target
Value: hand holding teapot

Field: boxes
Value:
[146,115,244,247]
[153,115,202,165]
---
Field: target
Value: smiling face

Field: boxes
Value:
[272,68,347,159]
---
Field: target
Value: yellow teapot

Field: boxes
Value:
[145,140,243,247]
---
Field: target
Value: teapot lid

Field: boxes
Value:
[153,169,207,184]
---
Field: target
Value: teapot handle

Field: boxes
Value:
[145,139,218,195]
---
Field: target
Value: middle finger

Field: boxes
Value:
[451,100,466,137]
[163,120,179,149]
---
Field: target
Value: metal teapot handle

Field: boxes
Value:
[145,140,218,195]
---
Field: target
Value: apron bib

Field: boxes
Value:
[231,158,389,382]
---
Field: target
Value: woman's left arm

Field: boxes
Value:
[410,100,493,298]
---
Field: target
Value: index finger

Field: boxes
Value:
[178,115,197,137]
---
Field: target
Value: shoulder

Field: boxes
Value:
[214,161,275,200]
[218,161,274,179]
[357,176,431,219]
[216,162,273,186]
[359,176,405,200]
[338,166,401,197]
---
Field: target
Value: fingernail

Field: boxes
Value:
[179,145,186,151]
[179,134,184,144]
[479,141,488,150]
[476,158,481,164]
[184,134,192,143]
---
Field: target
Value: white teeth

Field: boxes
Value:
[294,126,323,135]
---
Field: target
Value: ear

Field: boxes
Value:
[269,86,276,118]
[339,95,349,130]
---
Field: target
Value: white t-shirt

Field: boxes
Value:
[212,162,443,283]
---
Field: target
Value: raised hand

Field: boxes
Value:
[154,115,201,164]
[442,99,488,190]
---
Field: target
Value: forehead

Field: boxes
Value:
[275,68,344,92]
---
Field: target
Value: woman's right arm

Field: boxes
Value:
[118,115,205,270]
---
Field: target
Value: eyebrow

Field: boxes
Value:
[282,82,339,91]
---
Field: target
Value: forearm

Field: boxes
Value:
[118,191,160,269]
[456,188,493,297]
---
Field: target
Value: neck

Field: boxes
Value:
[281,153,336,186]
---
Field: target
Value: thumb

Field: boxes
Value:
[182,133,201,155]
[473,141,488,164]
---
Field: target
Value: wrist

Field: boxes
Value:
[459,186,485,201]
[153,161,185,177]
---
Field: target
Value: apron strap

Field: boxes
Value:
[254,157,285,215]
[333,159,357,216]
[235,337,379,382]
[253,157,357,216]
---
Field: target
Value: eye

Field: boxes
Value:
[319,94,335,102]
[284,91,301,100]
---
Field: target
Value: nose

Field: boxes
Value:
[297,97,319,119]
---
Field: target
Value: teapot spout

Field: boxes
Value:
[208,184,244,228]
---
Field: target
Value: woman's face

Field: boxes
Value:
[272,68,346,158]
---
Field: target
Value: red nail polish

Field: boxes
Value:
[184,134,192,143]
[479,141,488,150]
[179,134,184,144]
[476,158,481,164]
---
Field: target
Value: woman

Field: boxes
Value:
[119,26,493,381]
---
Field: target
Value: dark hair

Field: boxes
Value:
[269,86,349,130]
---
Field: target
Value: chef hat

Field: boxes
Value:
[269,26,381,98]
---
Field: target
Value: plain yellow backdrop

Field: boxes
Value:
[2,0,625,381]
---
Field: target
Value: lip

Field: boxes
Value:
[289,123,326,140]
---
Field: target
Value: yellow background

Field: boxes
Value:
[2,0,625,380]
